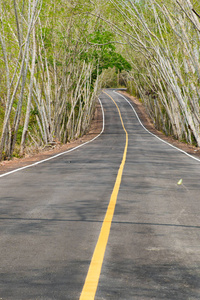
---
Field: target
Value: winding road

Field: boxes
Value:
[0,89,200,299]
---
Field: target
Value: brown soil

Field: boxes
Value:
[1,91,200,175]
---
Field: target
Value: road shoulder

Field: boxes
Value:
[0,101,103,175]
[1,90,200,175]
[119,90,200,158]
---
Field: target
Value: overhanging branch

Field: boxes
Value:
[192,8,200,19]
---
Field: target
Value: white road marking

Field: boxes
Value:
[115,91,200,163]
[0,98,105,178]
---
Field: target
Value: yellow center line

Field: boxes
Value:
[79,91,128,300]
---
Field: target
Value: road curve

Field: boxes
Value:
[0,89,200,299]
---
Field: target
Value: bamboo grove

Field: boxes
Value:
[0,0,130,160]
[107,0,200,146]
[0,0,97,159]
[0,0,200,161]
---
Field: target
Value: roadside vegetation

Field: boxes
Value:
[0,0,130,160]
[105,0,200,146]
[1,0,200,161]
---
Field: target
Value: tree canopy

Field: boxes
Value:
[0,0,131,160]
[1,0,200,161]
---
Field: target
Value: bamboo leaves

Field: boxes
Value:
[1,0,130,159]
[109,0,200,146]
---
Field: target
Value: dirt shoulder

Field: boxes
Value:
[0,101,103,175]
[1,91,200,175]
[119,90,200,158]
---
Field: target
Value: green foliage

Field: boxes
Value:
[5,0,200,157]
[80,30,131,80]
[106,0,200,145]
[16,125,23,144]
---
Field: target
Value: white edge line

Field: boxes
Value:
[114,90,200,163]
[0,98,105,178]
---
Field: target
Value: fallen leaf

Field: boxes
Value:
[177,179,183,185]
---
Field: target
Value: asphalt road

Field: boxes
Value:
[0,89,200,300]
